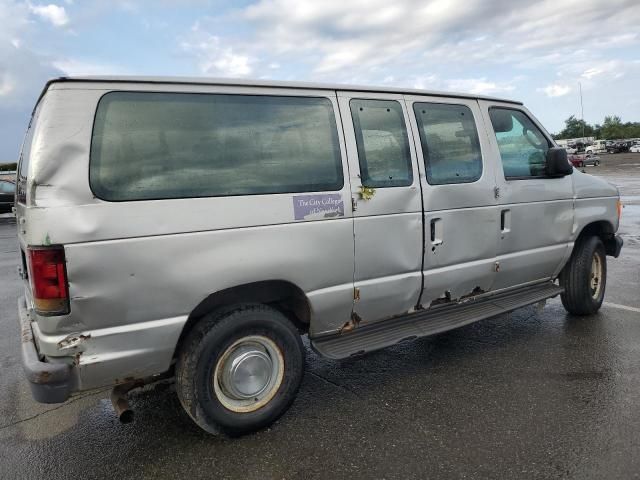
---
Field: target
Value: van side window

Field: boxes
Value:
[413,103,482,185]
[350,99,413,188]
[489,108,550,179]
[90,92,344,201]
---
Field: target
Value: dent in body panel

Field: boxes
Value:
[306,283,355,336]
[572,197,619,238]
[354,213,422,280]
[491,199,574,290]
[22,83,357,389]
[571,169,619,201]
[33,316,187,390]
[33,219,354,386]
[29,88,97,208]
[352,213,423,325]
[420,206,498,308]
[571,170,619,237]
[58,219,354,333]
[422,259,496,308]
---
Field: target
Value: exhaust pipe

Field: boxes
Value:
[110,381,143,423]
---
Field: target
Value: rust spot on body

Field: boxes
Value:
[57,334,90,350]
[340,311,362,333]
[429,290,453,308]
[35,371,52,383]
[459,286,486,302]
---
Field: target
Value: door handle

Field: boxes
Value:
[500,209,511,233]
[430,218,443,245]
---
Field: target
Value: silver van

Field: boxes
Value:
[16,76,623,435]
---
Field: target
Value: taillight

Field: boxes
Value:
[28,247,69,315]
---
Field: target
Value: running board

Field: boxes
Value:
[311,282,563,360]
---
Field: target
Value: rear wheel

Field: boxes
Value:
[594,159,600,166]
[560,236,607,315]
[176,304,304,435]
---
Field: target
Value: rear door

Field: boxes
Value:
[405,96,500,305]
[478,102,574,290]
[337,92,423,325]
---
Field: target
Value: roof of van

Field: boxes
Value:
[43,75,523,105]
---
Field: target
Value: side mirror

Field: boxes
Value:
[546,147,573,177]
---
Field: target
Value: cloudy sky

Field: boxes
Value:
[1,0,639,160]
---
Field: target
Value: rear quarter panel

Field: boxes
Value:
[21,82,355,389]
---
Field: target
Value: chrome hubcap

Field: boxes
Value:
[214,336,284,413]
[590,253,603,299]
[222,347,272,399]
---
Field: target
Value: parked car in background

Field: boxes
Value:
[564,145,578,154]
[630,144,640,153]
[586,140,607,154]
[0,179,15,214]
[607,141,630,153]
[573,141,588,152]
[583,154,601,166]
[568,154,601,167]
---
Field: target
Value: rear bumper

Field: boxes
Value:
[604,235,623,258]
[18,296,72,403]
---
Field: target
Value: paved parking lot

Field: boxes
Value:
[1,154,639,479]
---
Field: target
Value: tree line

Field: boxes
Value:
[553,115,640,140]
[0,162,17,171]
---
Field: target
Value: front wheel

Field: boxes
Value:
[559,236,607,315]
[176,304,305,436]
[594,159,600,166]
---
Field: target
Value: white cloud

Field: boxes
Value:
[538,84,572,97]
[52,58,126,76]
[181,29,253,77]
[0,1,65,158]
[0,73,15,96]
[180,22,255,77]
[28,3,69,27]
[447,78,515,95]
[232,0,640,78]
[207,50,251,77]
[580,60,624,80]
[581,68,603,80]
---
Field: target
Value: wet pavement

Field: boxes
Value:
[1,154,639,479]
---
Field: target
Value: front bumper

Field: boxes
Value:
[604,234,623,258]
[18,296,72,403]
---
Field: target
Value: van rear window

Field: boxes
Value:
[90,92,344,201]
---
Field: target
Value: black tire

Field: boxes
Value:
[176,304,304,436]
[559,236,607,315]
[594,160,600,166]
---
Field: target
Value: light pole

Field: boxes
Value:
[579,81,585,141]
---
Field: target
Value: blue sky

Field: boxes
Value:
[1,0,639,160]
